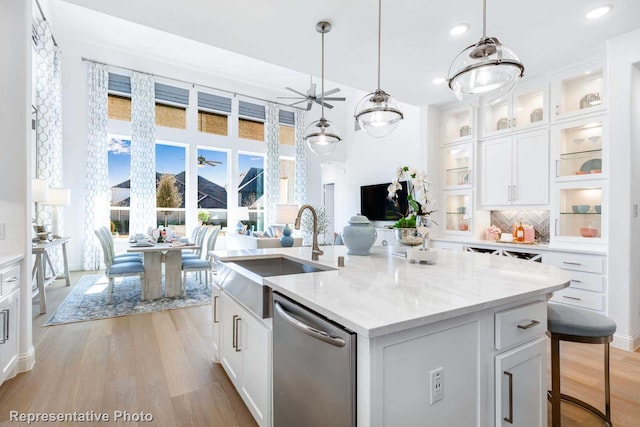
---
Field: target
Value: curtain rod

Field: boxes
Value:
[34,0,59,47]
[81,57,304,112]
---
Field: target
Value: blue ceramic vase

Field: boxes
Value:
[342,214,377,255]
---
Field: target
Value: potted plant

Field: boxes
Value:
[388,166,437,246]
[300,206,331,245]
[197,210,210,225]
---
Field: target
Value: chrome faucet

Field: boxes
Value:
[294,204,324,261]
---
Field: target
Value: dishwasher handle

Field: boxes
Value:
[274,301,346,348]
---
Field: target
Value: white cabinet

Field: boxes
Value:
[551,115,606,181]
[481,130,549,207]
[550,60,605,122]
[441,142,473,190]
[0,262,20,386]
[442,190,473,235]
[495,337,546,427]
[0,289,20,385]
[481,83,548,137]
[440,104,474,145]
[211,280,221,362]
[551,180,605,243]
[220,292,271,427]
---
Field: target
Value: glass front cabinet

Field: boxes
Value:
[552,180,605,243]
[441,142,473,190]
[550,61,605,121]
[442,190,473,235]
[481,83,548,137]
[441,104,474,145]
[551,115,606,181]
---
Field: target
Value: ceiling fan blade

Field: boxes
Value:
[321,97,346,101]
[319,88,340,97]
[314,99,334,109]
[285,87,308,97]
[289,99,307,107]
[306,100,313,111]
[277,96,306,99]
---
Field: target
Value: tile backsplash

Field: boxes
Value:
[490,210,550,243]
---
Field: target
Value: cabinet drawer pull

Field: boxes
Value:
[562,295,582,301]
[570,279,582,284]
[234,315,242,352]
[517,319,540,330]
[213,296,219,324]
[504,370,514,424]
[232,314,239,350]
[562,261,582,266]
[4,276,19,283]
[0,309,8,344]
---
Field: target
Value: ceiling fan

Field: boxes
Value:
[197,155,222,168]
[277,76,346,111]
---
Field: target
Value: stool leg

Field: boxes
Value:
[551,334,562,427]
[605,342,611,424]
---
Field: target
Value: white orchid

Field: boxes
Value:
[388,165,437,221]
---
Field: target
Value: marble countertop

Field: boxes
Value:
[211,246,570,338]
[430,236,607,255]
[0,253,24,270]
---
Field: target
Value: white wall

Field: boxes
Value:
[326,90,425,234]
[606,28,640,349]
[0,0,34,373]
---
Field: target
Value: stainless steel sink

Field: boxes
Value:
[216,256,335,318]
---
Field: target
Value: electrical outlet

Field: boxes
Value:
[430,367,444,404]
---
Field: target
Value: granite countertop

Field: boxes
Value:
[211,246,570,338]
[0,253,24,270]
[430,236,607,255]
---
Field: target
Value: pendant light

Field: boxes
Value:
[354,0,403,138]
[448,0,524,106]
[305,21,341,155]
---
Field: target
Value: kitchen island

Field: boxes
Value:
[211,245,570,427]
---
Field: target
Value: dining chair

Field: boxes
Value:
[181,226,221,294]
[182,226,209,261]
[94,229,145,303]
[97,227,142,264]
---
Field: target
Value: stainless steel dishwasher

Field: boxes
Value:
[272,292,356,427]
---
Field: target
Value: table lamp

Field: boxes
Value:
[31,178,49,225]
[236,206,250,233]
[275,204,299,247]
[46,188,71,238]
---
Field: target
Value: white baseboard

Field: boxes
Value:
[17,345,36,373]
[612,332,640,351]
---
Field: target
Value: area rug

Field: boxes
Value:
[44,274,211,326]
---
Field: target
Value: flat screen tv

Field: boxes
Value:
[360,182,408,221]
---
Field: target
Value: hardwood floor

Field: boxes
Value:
[1,272,639,426]
[0,272,257,427]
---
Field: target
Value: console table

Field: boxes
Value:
[32,237,70,314]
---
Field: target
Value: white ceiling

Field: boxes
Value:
[56,0,640,106]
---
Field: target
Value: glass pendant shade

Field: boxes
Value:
[354,89,404,138]
[305,118,341,155]
[448,37,524,106]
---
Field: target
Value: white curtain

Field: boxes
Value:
[294,110,307,204]
[34,17,63,270]
[129,72,157,234]
[83,62,110,270]
[265,102,280,226]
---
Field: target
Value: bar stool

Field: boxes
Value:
[547,302,616,427]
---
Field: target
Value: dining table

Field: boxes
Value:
[127,241,199,300]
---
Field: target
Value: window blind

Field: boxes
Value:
[239,101,266,120]
[198,92,232,113]
[155,83,189,106]
[108,73,131,95]
[279,110,295,126]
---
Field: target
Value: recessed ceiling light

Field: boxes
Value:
[449,23,470,36]
[433,77,447,85]
[586,5,611,19]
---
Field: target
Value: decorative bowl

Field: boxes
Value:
[37,231,51,241]
[576,205,590,214]
[590,169,602,174]
[407,247,438,264]
[580,227,598,238]
[571,205,579,213]
[395,228,423,246]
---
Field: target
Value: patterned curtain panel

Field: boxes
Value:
[265,102,280,226]
[129,72,157,234]
[83,62,110,270]
[34,18,63,270]
[294,110,307,204]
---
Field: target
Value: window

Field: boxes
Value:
[279,110,295,145]
[108,136,132,235]
[155,143,186,234]
[198,92,231,136]
[279,158,296,204]
[238,153,264,231]
[197,148,228,227]
[155,83,188,129]
[238,101,265,141]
